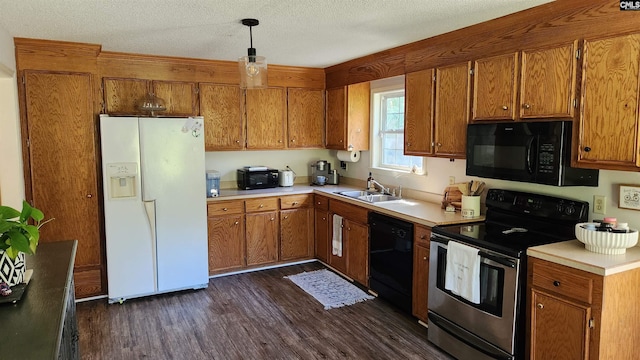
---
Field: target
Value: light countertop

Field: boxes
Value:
[208,184,484,228]
[527,240,640,276]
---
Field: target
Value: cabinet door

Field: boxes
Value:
[246,88,286,149]
[315,209,330,263]
[345,219,368,286]
[434,62,471,158]
[280,208,314,261]
[199,83,244,150]
[151,80,198,116]
[326,87,347,149]
[405,69,434,155]
[412,244,430,322]
[245,211,279,266]
[287,88,324,148]
[520,41,578,119]
[346,82,370,151]
[578,33,640,170]
[24,71,103,298]
[530,290,590,360]
[103,77,149,115]
[472,53,518,121]
[208,215,245,273]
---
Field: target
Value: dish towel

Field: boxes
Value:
[445,240,481,304]
[332,214,343,257]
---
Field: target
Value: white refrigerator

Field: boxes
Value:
[100,115,209,303]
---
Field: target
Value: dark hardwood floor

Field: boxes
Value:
[77,262,453,359]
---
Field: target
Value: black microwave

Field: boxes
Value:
[237,168,279,190]
[466,121,599,187]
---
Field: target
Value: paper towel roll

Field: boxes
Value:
[337,150,361,163]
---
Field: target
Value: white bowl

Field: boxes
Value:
[575,223,639,254]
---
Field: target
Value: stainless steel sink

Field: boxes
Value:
[335,190,401,203]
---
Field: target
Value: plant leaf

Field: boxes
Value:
[20,200,33,223]
[0,219,15,233]
[30,207,44,222]
[5,246,20,260]
[0,206,20,220]
[6,229,31,254]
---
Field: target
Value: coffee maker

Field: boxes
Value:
[311,160,339,185]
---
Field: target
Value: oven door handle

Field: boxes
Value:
[428,312,514,360]
[431,235,516,268]
[478,251,516,268]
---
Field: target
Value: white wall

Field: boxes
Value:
[0,25,25,208]
[337,148,640,230]
[205,149,334,187]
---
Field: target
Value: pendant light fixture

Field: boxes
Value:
[238,18,267,89]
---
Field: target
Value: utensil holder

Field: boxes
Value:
[461,195,480,218]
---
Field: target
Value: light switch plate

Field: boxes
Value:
[594,195,606,214]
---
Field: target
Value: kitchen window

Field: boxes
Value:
[371,77,423,174]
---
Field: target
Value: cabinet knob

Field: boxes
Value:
[322,217,326,221]
[524,104,531,109]
[235,140,240,143]
[259,204,264,208]
[270,218,275,221]
[292,201,299,205]
[278,140,282,143]
[584,146,591,152]
[234,221,239,225]
[502,105,508,110]
[317,201,321,205]
[339,140,343,143]
[420,235,426,239]
[86,194,93,198]
[284,215,289,219]
[291,139,296,143]
[406,142,412,147]
[347,227,351,231]
[423,256,428,261]
[223,207,228,211]
[436,142,442,147]
[553,280,561,287]
[537,303,544,309]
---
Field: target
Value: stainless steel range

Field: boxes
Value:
[427,189,589,360]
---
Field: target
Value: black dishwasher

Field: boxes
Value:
[369,212,413,314]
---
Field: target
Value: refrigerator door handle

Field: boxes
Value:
[143,200,159,292]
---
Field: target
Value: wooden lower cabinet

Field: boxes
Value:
[328,199,369,286]
[280,207,314,261]
[245,211,279,266]
[314,209,330,263]
[528,257,640,360]
[412,224,431,322]
[207,213,245,273]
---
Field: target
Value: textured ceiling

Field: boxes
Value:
[0,0,553,68]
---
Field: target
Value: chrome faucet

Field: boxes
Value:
[370,179,389,194]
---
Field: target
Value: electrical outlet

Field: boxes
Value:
[449,176,455,185]
[594,195,606,214]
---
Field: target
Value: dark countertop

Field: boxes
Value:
[0,240,77,359]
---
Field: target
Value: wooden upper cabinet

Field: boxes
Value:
[434,62,471,158]
[326,82,370,151]
[578,33,640,170]
[520,41,578,119]
[472,52,518,121]
[151,80,198,116]
[103,78,149,115]
[404,69,435,155]
[245,87,286,149]
[287,88,324,148]
[199,83,244,151]
[103,78,197,117]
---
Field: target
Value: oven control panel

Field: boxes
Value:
[486,189,589,221]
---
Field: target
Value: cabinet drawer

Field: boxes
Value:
[245,197,279,213]
[414,224,432,247]
[281,194,313,209]
[207,200,245,216]
[329,199,368,224]
[531,258,593,304]
[314,194,329,210]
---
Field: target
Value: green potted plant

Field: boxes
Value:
[0,201,48,287]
